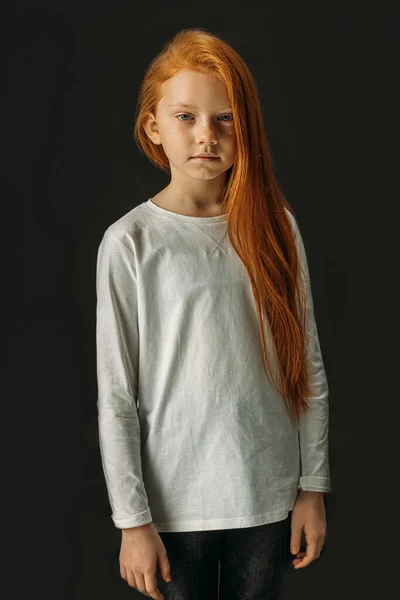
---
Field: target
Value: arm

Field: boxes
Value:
[289,212,332,494]
[96,230,153,529]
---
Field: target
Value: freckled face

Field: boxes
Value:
[152,70,236,180]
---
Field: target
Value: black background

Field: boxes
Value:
[6,1,398,598]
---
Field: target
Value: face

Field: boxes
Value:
[144,69,236,182]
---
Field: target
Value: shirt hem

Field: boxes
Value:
[151,501,297,532]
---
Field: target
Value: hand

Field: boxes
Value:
[290,491,327,569]
[119,523,171,599]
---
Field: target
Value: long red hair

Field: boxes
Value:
[133,28,315,427]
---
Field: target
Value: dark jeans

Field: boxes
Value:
[154,511,293,600]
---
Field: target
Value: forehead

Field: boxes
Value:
[167,103,232,112]
[160,70,230,106]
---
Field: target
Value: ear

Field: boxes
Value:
[142,112,162,146]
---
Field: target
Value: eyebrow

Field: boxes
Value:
[168,103,233,111]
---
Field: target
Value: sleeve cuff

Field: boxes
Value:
[112,508,153,529]
[298,476,332,493]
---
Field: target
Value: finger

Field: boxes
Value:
[294,549,316,568]
[126,570,137,588]
[135,572,147,594]
[316,538,325,558]
[125,571,153,597]
[294,538,318,569]
[290,527,303,555]
[292,551,306,565]
[120,564,127,581]
[292,551,306,560]
[144,571,164,600]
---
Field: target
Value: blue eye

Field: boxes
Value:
[176,113,233,122]
[219,114,233,122]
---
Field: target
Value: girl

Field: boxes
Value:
[96,28,331,600]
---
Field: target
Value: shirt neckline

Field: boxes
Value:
[143,198,228,223]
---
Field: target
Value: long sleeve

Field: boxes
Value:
[290,214,332,493]
[96,230,153,528]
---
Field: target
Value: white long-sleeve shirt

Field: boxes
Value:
[96,198,331,532]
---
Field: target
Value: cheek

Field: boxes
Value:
[161,128,187,152]
[168,126,189,142]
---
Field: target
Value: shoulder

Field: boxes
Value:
[283,206,301,239]
[100,202,150,256]
[283,205,298,227]
[282,206,308,267]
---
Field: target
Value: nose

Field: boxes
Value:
[195,118,218,145]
